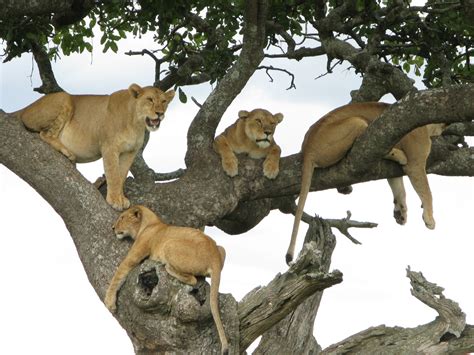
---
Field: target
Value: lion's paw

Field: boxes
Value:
[423,213,436,230]
[263,160,279,179]
[61,148,76,163]
[107,194,131,211]
[222,157,238,177]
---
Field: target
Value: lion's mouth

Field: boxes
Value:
[256,138,271,148]
[146,117,161,130]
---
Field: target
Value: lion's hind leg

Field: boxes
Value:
[21,92,76,162]
[165,264,198,286]
[385,148,407,166]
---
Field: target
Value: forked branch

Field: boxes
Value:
[238,241,343,351]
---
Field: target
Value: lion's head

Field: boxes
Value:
[239,108,283,148]
[113,206,145,240]
[128,84,175,132]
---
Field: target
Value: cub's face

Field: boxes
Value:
[240,109,284,148]
[113,206,143,240]
[128,84,175,132]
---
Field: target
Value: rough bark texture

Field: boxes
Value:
[321,268,473,354]
[254,217,337,355]
[1,0,474,353]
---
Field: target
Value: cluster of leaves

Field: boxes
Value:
[1,0,472,90]
[351,0,473,86]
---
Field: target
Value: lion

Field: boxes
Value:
[14,84,175,210]
[214,108,284,179]
[286,102,445,264]
[104,205,229,355]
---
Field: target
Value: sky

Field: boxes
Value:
[1,22,473,355]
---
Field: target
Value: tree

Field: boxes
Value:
[1,0,473,353]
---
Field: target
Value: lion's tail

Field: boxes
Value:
[286,157,314,265]
[210,262,229,355]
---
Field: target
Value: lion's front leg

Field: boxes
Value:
[105,245,149,313]
[263,144,281,179]
[214,135,239,177]
[102,148,130,210]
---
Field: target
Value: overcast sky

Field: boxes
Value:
[1,23,473,355]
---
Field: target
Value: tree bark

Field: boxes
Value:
[321,268,473,354]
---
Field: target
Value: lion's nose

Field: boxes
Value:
[264,130,272,136]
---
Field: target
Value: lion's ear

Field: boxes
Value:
[133,207,142,219]
[274,113,284,123]
[165,90,175,102]
[238,110,250,118]
[128,84,143,98]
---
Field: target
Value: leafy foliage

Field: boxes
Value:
[1,0,472,89]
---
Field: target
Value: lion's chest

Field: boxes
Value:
[233,145,268,159]
[116,130,144,153]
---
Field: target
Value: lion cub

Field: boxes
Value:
[287,102,445,264]
[104,205,228,355]
[14,84,175,210]
[214,108,283,179]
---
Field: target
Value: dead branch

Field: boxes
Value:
[322,267,472,354]
[257,65,296,90]
[238,241,343,351]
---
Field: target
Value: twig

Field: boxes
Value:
[257,65,296,90]
[191,96,203,108]
[125,49,164,85]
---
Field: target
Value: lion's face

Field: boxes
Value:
[113,206,143,240]
[240,109,284,148]
[128,84,175,132]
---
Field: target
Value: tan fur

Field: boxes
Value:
[287,102,445,264]
[15,84,175,210]
[104,205,228,355]
[214,108,284,179]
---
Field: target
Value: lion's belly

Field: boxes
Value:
[60,123,102,163]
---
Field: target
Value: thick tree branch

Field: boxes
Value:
[346,85,474,174]
[31,43,63,94]
[184,0,268,168]
[239,241,343,351]
[0,0,94,20]
[0,113,119,299]
[255,216,337,354]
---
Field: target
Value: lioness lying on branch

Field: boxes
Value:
[105,205,228,355]
[287,102,446,264]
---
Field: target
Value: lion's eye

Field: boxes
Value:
[147,98,153,102]
[161,99,167,104]
[256,119,262,126]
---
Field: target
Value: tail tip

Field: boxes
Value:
[285,253,293,265]
[222,346,229,355]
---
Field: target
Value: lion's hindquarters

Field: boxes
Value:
[287,116,369,263]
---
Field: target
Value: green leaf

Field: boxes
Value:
[178,88,187,103]
[403,62,410,73]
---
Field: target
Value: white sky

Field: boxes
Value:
[1,26,473,354]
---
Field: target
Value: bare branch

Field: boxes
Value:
[322,267,471,354]
[325,211,377,245]
[238,241,343,351]
[257,65,296,90]
[125,49,163,86]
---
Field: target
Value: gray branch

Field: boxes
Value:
[321,267,472,354]
[239,241,343,352]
